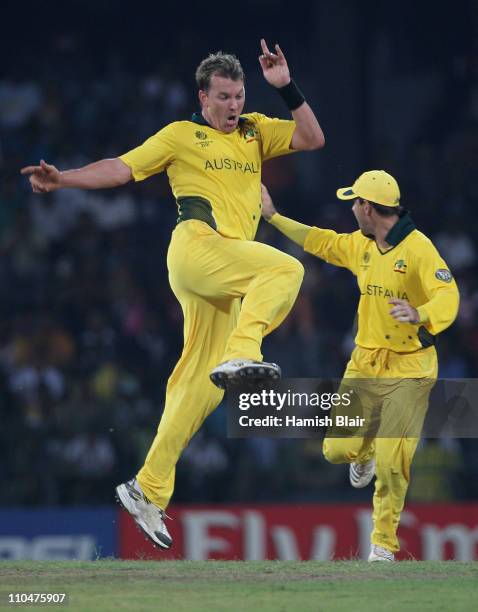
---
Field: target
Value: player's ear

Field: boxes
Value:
[362,199,372,215]
[198,89,207,107]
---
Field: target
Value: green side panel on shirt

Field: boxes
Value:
[176,196,217,231]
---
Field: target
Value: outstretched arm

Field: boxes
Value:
[262,184,361,272]
[21,158,132,193]
[259,39,325,151]
[261,184,311,246]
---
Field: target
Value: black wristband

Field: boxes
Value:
[276,79,306,111]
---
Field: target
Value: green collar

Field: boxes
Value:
[191,112,247,129]
[384,212,416,247]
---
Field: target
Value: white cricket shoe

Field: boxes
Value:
[349,458,375,488]
[210,359,281,389]
[368,545,395,562]
[116,478,172,549]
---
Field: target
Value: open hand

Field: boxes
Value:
[388,299,419,324]
[21,159,61,193]
[258,39,291,88]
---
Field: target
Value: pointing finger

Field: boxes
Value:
[21,166,38,175]
[260,38,270,56]
[275,43,285,59]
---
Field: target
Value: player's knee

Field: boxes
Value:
[294,258,305,281]
[283,257,304,285]
[322,441,347,464]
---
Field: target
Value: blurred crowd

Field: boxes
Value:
[2,20,478,506]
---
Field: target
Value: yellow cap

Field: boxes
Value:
[336,170,400,207]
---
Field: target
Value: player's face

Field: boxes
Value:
[352,198,373,235]
[199,75,245,133]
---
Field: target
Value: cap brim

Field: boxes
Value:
[336,187,356,201]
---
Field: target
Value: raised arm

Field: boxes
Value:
[21,158,132,193]
[259,39,325,151]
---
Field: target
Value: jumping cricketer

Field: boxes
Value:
[21,40,325,548]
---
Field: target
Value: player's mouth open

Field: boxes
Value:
[226,115,237,126]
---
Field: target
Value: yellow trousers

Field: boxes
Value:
[137,220,304,508]
[323,345,437,552]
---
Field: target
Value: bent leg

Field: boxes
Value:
[222,245,304,361]
[323,376,377,465]
[323,436,374,464]
[168,220,304,362]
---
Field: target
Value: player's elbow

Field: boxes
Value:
[443,287,460,327]
[292,129,325,152]
[113,158,133,186]
[312,131,326,150]
[303,131,325,151]
[450,291,460,325]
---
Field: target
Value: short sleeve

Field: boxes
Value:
[246,112,297,161]
[118,123,177,181]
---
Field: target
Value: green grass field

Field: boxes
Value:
[1,560,477,612]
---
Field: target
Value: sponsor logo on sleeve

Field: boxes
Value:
[435,269,453,283]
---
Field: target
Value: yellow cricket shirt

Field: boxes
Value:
[301,214,459,352]
[119,112,296,241]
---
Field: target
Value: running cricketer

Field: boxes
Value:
[261,171,459,562]
[21,40,325,548]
